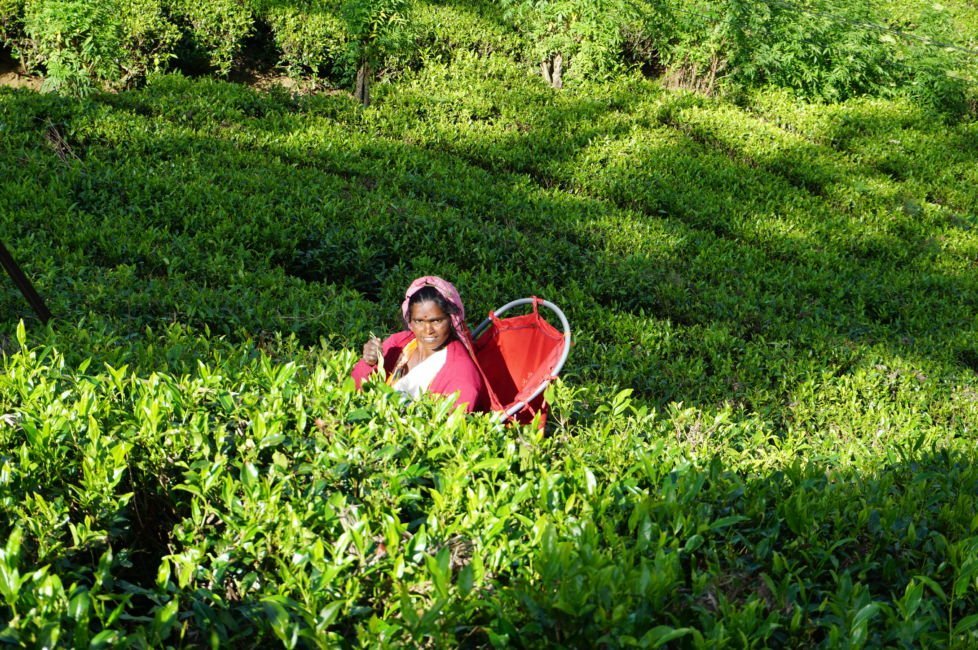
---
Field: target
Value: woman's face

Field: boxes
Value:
[408,300,452,355]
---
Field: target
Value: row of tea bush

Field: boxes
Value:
[1,0,976,113]
[2,52,978,644]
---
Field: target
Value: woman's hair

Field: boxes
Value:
[408,286,459,330]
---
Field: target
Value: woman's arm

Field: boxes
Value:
[351,331,412,388]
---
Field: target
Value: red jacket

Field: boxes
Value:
[351,331,487,413]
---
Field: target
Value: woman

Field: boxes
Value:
[351,276,487,413]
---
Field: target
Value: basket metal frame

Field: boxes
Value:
[473,298,571,420]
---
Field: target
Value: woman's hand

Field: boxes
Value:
[362,335,383,366]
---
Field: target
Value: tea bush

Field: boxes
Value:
[501,0,646,84]
[20,0,124,94]
[641,0,977,112]
[4,0,180,93]
[2,45,978,645]
[1,0,976,115]
[169,0,254,76]
[263,1,348,80]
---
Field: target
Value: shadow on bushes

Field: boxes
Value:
[1,74,977,415]
[2,74,978,646]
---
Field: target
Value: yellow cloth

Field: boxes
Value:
[386,339,418,386]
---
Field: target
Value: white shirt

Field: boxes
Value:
[392,348,448,400]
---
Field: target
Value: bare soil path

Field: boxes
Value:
[0,48,41,91]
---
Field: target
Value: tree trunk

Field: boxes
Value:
[541,53,564,90]
[552,53,563,89]
[0,240,51,323]
[355,59,371,107]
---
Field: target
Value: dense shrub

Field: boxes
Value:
[117,0,181,85]
[651,0,977,114]
[3,51,978,644]
[400,1,523,72]
[169,0,254,76]
[263,0,349,79]
[719,0,895,101]
[20,0,124,94]
[0,0,32,67]
[0,0,974,116]
[897,4,975,117]
[501,0,636,85]
[1,0,178,92]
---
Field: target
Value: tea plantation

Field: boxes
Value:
[3,15,978,648]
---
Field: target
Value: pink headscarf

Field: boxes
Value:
[401,276,474,350]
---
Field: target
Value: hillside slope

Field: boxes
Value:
[2,52,978,645]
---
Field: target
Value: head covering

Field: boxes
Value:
[401,276,473,350]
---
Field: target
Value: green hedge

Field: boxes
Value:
[2,60,978,644]
[1,0,976,115]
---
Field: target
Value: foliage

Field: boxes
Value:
[3,34,978,645]
[895,4,975,117]
[718,0,893,101]
[116,0,181,85]
[397,1,524,73]
[262,0,349,80]
[20,0,123,94]
[653,0,978,111]
[1,323,977,645]
[169,0,254,76]
[2,0,178,92]
[341,0,410,103]
[340,0,409,66]
[0,0,974,114]
[501,0,644,82]
[0,0,31,66]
